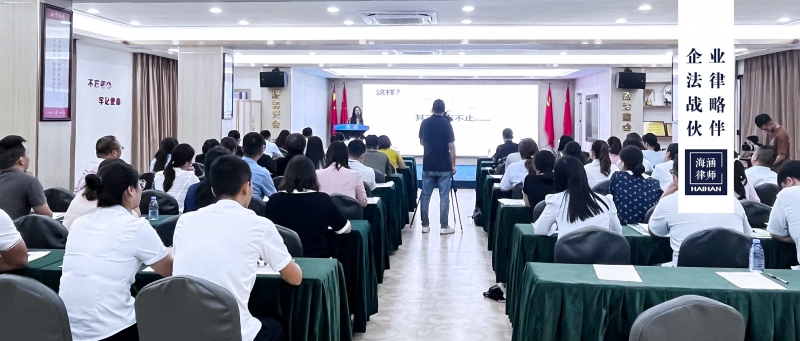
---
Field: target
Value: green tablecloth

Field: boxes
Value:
[387,173,410,222]
[490,204,532,283]
[474,167,493,210]
[328,220,378,333]
[9,249,66,290]
[373,182,403,252]
[512,263,800,341]
[147,214,176,228]
[475,157,492,181]
[482,183,510,234]
[398,167,417,210]
[477,176,503,229]
[364,200,389,283]
[402,156,417,188]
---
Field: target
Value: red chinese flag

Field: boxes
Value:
[563,86,573,137]
[330,84,337,135]
[340,83,349,125]
[544,85,555,147]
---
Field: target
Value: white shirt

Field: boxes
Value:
[651,160,674,191]
[767,186,800,264]
[0,209,21,252]
[265,141,283,159]
[642,150,665,167]
[650,194,751,267]
[500,160,529,191]
[60,206,168,341]
[154,168,200,212]
[172,200,293,341]
[62,195,99,231]
[349,159,377,190]
[149,155,171,172]
[505,152,522,165]
[745,166,778,187]
[74,157,104,194]
[742,181,761,202]
[617,159,654,174]
[532,192,622,239]
[584,159,620,189]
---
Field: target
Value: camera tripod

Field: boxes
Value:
[410,175,464,231]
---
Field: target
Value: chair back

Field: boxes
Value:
[192,163,205,177]
[154,215,180,247]
[275,224,304,257]
[0,274,72,341]
[629,295,745,341]
[374,169,386,183]
[495,160,507,175]
[364,184,372,197]
[44,188,75,212]
[330,193,364,220]
[511,183,524,199]
[135,276,242,341]
[740,200,772,230]
[13,215,68,249]
[644,206,656,223]
[755,183,781,206]
[248,195,266,216]
[140,172,156,190]
[677,228,751,268]
[532,200,547,222]
[139,190,181,215]
[554,226,630,265]
[593,180,611,196]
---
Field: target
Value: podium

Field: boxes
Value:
[335,124,370,139]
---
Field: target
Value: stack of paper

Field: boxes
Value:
[751,229,771,239]
[375,181,395,188]
[52,212,66,220]
[628,224,649,236]
[366,197,380,205]
[717,272,786,290]
[594,264,643,282]
[28,251,50,262]
[489,175,503,180]
[498,198,526,206]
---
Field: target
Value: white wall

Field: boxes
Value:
[576,69,613,149]
[74,41,133,180]
[234,67,262,101]
[290,69,329,142]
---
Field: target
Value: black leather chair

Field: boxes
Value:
[140,172,156,191]
[139,190,180,215]
[740,200,772,230]
[154,215,180,247]
[192,163,205,177]
[495,160,507,176]
[593,180,611,196]
[272,176,284,188]
[629,295,745,341]
[532,201,547,222]
[374,169,386,184]
[755,183,781,206]
[13,215,68,249]
[135,276,242,341]
[44,188,75,212]
[677,228,751,268]
[0,274,73,341]
[554,226,630,265]
[644,206,656,223]
[330,194,364,220]
[511,183,524,200]
[248,195,266,216]
[276,224,303,257]
[364,183,372,197]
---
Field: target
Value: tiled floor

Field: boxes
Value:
[354,189,513,341]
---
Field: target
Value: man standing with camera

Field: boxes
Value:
[418,99,457,235]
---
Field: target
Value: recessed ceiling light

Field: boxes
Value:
[319,63,325,67]
[461,19,472,24]
[359,39,366,44]
[665,51,673,56]
[130,21,141,26]
[344,20,354,25]
[553,64,559,67]
[615,18,627,24]
[267,40,274,45]
[778,17,791,23]
[264,64,269,66]
[594,39,602,44]
[461,39,469,44]
[234,52,242,56]
[382,52,389,55]
[651,64,657,67]
[459,52,466,55]
[462,6,475,12]
[458,63,464,67]
[638,4,652,11]
[87,8,100,14]
[250,63,255,67]
[209,7,222,13]
[560,52,567,56]
[286,41,292,45]
[239,20,249,25]
[368,41,375,45]
[327,7,339,13]
[582,41,589,44]
[387,64,392,67]
[309,52,316,55]
[60,21,71,25]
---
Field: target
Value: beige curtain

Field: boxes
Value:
[741,50,800,161]
[132,54,178,173]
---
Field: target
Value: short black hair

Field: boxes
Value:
[242,132,266,157]
[626,132,642,142]
[378,135,392,149]
[0,135,27,170]
[201,139,220,154]
[348,139,367,158]
[557,135,574,152]
[623,138,645,150]
[280,156,320,192]
[95,135,119,156]
[227,130,241,140]
[85,161,139,208]
[220,137,238,153]
[672,154,679,176]
[302,127,313,137]
[607,136,622,155]
[533,150,555,173]
[502,128,513,140]
[365,135,379,149]
[778,160,800,185]
[260,130,272,140]
[432,99,446,114]
[755,145,777,166]
[210,155,251,198]
[620,145,646,176]
[755,113,772,128]
[285,133,307,154]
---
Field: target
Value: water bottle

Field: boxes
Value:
[148,197,159,221]
[749,239,765,273]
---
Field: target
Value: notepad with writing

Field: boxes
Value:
[28,251,50,262]
[594,265,643,282]
[717,272,786,290]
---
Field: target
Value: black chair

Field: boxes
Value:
[495,160,507,176]
[330,194,364,220]
[755,183,781,206]
[140,172,156,190]
[511,183,524,199]
[275,224,303,257]
[135,276,242,341]
[532,201,546,222]
[593,180,611,196]
[44,188,75,212]
[139,190,180,215]
[554,226,630,265]
[374,169,386,184]
[629,295,745,341]
[192,163,205,177]
[740,200,772,230]
[644,206,656,223]
[272,176,284,188]
[154,215,180,247]
[13,215,68,249]
[248,195,266,216]
[0,274,73,341]
[677,228,751,268]
[364,183,372,197]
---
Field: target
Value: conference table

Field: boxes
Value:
[511,263,800,341]
[474,167,493,214]
[16,250,354,341]
[387,173,410,226]
[481,181,510,234]
[373,181,404,252]
[476,175,503,229]
[364,197,389,283]
[490,201,532,283]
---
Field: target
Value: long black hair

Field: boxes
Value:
[163,143,195,192]
[665,143,678,161]
[591,140,612,177]
[325,141,349,170]
[619,145,646,176]
[83,159,126,201]
[642,133,661,151]
[734,160,748,199]
[85,161,139,208]
[153,137,178,172]
[607,136,622,155]
[528,150,555,174]
[275,130,291,149]
[554,156,609,223]
[350,106,364,125]
[306,136,325,169]
[280,156,320,192]
[562,141,586,164]
[557,135,574,153]
[201,139,220,155]
[195,147,231,210]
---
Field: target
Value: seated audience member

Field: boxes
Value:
[556,135,574,158]
[641,133,665,167]
[302,127,313,139]
[651,143,678,191]
[64,159,130,230]
[560,141,586,164]
[585,140,620,189]
[154,144,200,212]
[316,142,367,207]
[610,146,663,225]
[650,156,752,266]
[260,130,284,159]
[305,136,326,170]
[755,113,790,171]
[0,208,28,272]
[493,128,519,165]
[768,161,800,254]
[363,135,394,175]
[264,157,351,258]
[378,135,407,170]
[184,147,231,213]
[195,139,220,164]
[74,135,123,194]
[150,137,178,172]
[276,133,306,176]
[627,132,642,142]
[0,135,52,219]
[228,130,244,157]
[505,151,522,166]
[500,138,539,191]
[734,160,760,202]
[522,151,557,207]
[746,145,778,186]
[533,156,622,238]
[173,155,302,341]
[242,132,277,199]
[607,136,622,165]
[329,132,345,144]
[348,139,377,190]
[274,130,291,152]
[60,161,172,341]
[618,138,654,173]
[219,137,238,154]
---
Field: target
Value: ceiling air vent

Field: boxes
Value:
[360,12,437,26]
[393,50,442,56]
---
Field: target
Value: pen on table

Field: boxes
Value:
[766,273,789,284]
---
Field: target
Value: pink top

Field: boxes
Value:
[609,154,621,165]
[316,165,368,207]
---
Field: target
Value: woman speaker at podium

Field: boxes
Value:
[349,106,364,125]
